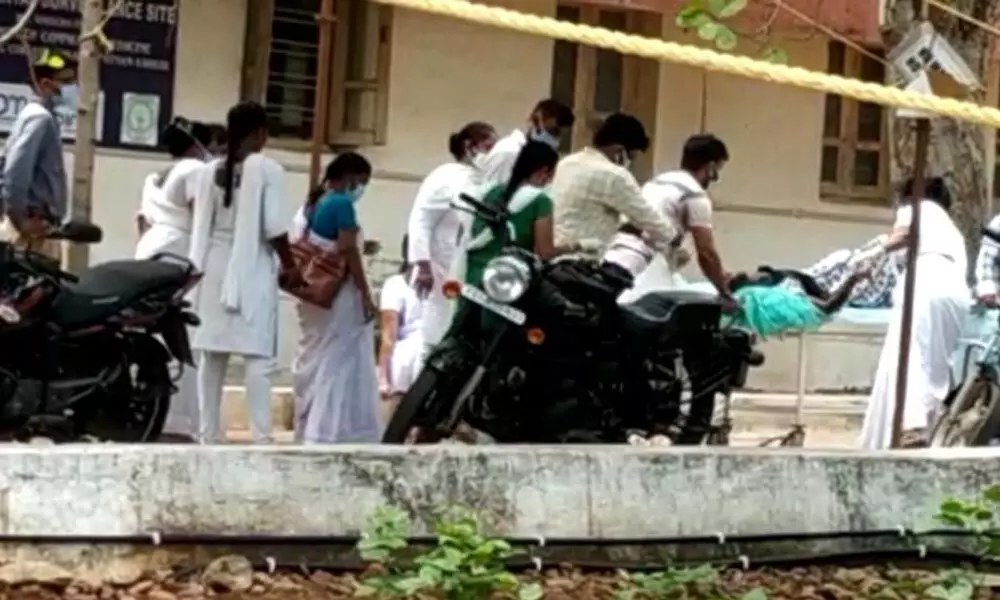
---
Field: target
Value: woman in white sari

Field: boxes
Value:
[859,177,970,449]
[377,236,424,424]
[291,152,381,443]
[188,101,302,444]
[134,117,213,441]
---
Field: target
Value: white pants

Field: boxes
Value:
[197,350,273,443]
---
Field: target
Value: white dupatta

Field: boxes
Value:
[188,153,280,323]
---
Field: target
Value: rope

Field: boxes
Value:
[372,0,1000,128]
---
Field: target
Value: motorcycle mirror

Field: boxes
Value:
[50,221,103,244]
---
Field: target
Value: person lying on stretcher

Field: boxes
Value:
[600,224,871,337]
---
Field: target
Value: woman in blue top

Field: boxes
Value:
[291,152,382,444]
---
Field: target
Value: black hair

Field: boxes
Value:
[399,234,409,272]
[902,176,951,211]
[220,101,268,208]
[533,99,575,128]
[306,151,373,208]
[191,122,212,148]
[680,134,729,171]
[593,113,650,153]
[31,65,57,84]
[161,117,210,159]
[207,123,227,148]
[447,121,495,160]
[499,141,558,209]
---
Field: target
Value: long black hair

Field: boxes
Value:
[499,141,558,208]
[399,234,409,273]
[220,101,268,208]
[305,151,373,209]
[901,176,951,211]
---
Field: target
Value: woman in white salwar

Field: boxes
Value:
[188,101,302,444]
[407,122,497,365]
[291,153,382,444]
[377,236,424,425]
[859,177,971,449]
[134,118,213,441]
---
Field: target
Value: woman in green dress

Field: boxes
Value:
[460,140,563,288]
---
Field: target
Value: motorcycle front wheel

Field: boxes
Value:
[382,367,445,444]
[930,375,1000,447]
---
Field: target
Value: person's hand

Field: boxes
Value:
[410,261,434,298]
[673,247,691,268]
[719,293,740,314]
[363,239,382,256]
[378,371,391,396]
[979,293,999,308]
[362,293,377,322]
[279,266,304,291]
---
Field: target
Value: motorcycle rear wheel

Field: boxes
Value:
[382,368,444,444]
[930,376,1000,447]
[76,354,171,442]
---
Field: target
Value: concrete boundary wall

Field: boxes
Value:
[0,445,997,540]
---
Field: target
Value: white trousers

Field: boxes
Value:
[197,350,273,444]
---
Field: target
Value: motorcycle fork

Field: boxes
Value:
[445,322,509,429]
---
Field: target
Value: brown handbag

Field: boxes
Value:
[279,234,349,309]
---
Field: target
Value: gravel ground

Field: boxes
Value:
[0,558,995,600]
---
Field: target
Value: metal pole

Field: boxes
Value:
[309,0,336,186]
[66,0,103,273]
[890,0,931,449]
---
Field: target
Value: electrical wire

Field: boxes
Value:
[768,0,892,68]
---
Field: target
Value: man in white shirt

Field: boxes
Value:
[629,134,735,305]
[479,98,575,187]
[551,113,676,260]
[975,213,1000,307]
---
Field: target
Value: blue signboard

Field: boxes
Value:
[0,0,178,150]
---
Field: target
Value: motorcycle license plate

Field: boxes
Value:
[460,284,526,325]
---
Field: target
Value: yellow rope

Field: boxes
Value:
[373,0,1000,128]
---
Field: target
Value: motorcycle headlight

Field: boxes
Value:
[482,256,531,303]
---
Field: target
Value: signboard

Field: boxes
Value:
[0,0,178,150]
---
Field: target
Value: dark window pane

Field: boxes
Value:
[823,95,841,138]
[266,0,320,139]
[827,42,846,75]
[857,102,883,142]
[593,11,626,113]
[859,54,884,82]
[853,150,881,187]
[821,145,839,183]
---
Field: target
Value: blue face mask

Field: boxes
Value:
[55,83,79,112]
[528,127,560,149]
[348,184,367,203]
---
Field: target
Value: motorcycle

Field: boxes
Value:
[382,194,765,445]
[0,222,202,442]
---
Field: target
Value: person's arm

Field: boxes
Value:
[530,193,574,259]
[260,160,296,273]
[976,214,1000,303]
[377,278,405,391]
[329,200,374,316]
[683,195,732,298]
[605,172,677,253]
[2,113,46,225]
[406,173,450,293]
[813,272,863,314]
[136,213,150,236]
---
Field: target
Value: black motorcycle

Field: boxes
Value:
[0,222,202,442]
[383,195,764,445]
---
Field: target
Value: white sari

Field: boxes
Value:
[860,200,971,449]
[290,206,381,443]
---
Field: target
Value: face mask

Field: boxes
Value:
[470,152,489,170]
[55,83,79,112]
[528,127,559,149]
[348,184,367,203]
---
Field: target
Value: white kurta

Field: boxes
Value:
[188,155,287,357]
[379,273,425,393]
[860,200,971,450]
[289,208,381,443]
[135,158,202,259]
[405,161,478,354]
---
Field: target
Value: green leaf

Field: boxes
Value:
[518,582,544,600]
[936,512,969,528]
[713,26,738,50]
[697,21,720,41]
[676,7,712,29]
[983,484,1000,503]
[715,0,748,18]
[741,588,769,600]
[761,47,788,64]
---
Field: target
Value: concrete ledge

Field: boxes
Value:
[0,445,998,539]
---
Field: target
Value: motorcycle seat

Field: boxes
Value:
[49,260,189,328]
[620,290,721,337]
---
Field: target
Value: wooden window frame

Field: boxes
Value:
[820,41,890,205]
[240,0,393,150]
[550,2,661,180]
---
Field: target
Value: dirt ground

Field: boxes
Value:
[2,564,998,600]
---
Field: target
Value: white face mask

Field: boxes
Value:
[470,152,489,170]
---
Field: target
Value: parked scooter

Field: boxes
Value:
[0,222,201,442]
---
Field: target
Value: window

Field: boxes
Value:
[549,2,659,174]
[241,0,392,147]
[820,41,889,201]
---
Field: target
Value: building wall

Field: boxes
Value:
[71,0,896,391]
